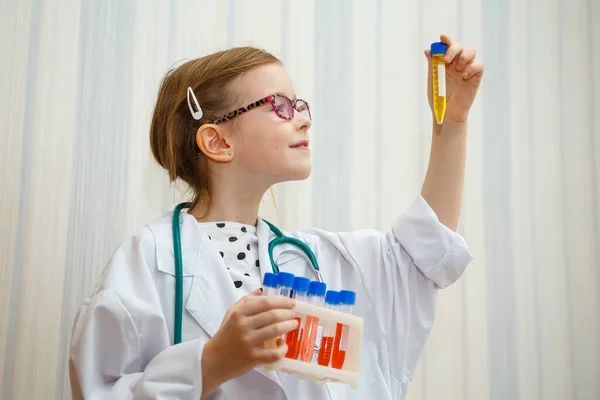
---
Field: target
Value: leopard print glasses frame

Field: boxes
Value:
[213,94,311,124]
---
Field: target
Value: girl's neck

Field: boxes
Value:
[189,181,268,226]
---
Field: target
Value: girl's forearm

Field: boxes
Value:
[420,118,468,231]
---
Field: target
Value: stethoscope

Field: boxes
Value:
[172,202,324,344]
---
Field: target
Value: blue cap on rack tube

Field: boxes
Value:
[262,272,277,288]
[276,272,295,288]
[292,277,310,292]
[339,290,356,305]
[308,281,327,296]
[325,290,340,305]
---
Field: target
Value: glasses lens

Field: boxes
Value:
[272,95,293,119]
[295,100,311,120]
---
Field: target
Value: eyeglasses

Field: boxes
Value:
[213,94,311,124]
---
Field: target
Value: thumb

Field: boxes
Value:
[424,49,432,65]
[252,288,263,296]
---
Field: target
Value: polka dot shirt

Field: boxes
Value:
[198,221,262,294]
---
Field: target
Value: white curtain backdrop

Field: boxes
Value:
[1,0,599,399]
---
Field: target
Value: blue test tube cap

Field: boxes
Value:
[262,272,277,288]
[293,277,310,292]
[308,281,327,297]
[325,290,340,305]
[339,290,356,305]
[276,272,295,288]
[430,41,447,55]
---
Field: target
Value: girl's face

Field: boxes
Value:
[223,64,312,186]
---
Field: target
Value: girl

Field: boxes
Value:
[69,34,484,399]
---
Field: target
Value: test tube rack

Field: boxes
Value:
[263,300,364,388]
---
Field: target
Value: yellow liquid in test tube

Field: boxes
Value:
[431,42,447,125]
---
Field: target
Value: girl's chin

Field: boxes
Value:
[279,165,312,183]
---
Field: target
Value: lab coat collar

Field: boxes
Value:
[183,213,241,337]
[152,209,242,336]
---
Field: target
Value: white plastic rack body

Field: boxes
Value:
[263,299,363,388]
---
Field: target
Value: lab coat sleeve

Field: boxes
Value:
[69,230,205,399]
[389,194,473,289]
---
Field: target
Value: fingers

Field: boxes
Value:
[252,342,289,364]
[440,34,453,46]
[227,288,262,310]
[239,295,295,317]
[454,47,476,72]
[249,319,300,344]
[444,42,464,64]
[462,59,485,79]
[247,308,297,329]
[428,35,481,77]
[228,293,253,311]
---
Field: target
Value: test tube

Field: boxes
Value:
[431,41,447,125]
[285,277,310,359]
[261,272,278,296]
[299,281,326,362]
[262,272,280,349]
[273,272,294,346]
[276,272,295,297]
[317,291,339,366]
[331,290,356,369]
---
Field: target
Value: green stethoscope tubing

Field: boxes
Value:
[172,202,322,345]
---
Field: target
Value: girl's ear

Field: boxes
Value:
[196,124,234,162]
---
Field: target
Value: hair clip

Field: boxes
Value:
[187,87,203,120]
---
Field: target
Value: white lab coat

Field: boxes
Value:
[69,195,473,399]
